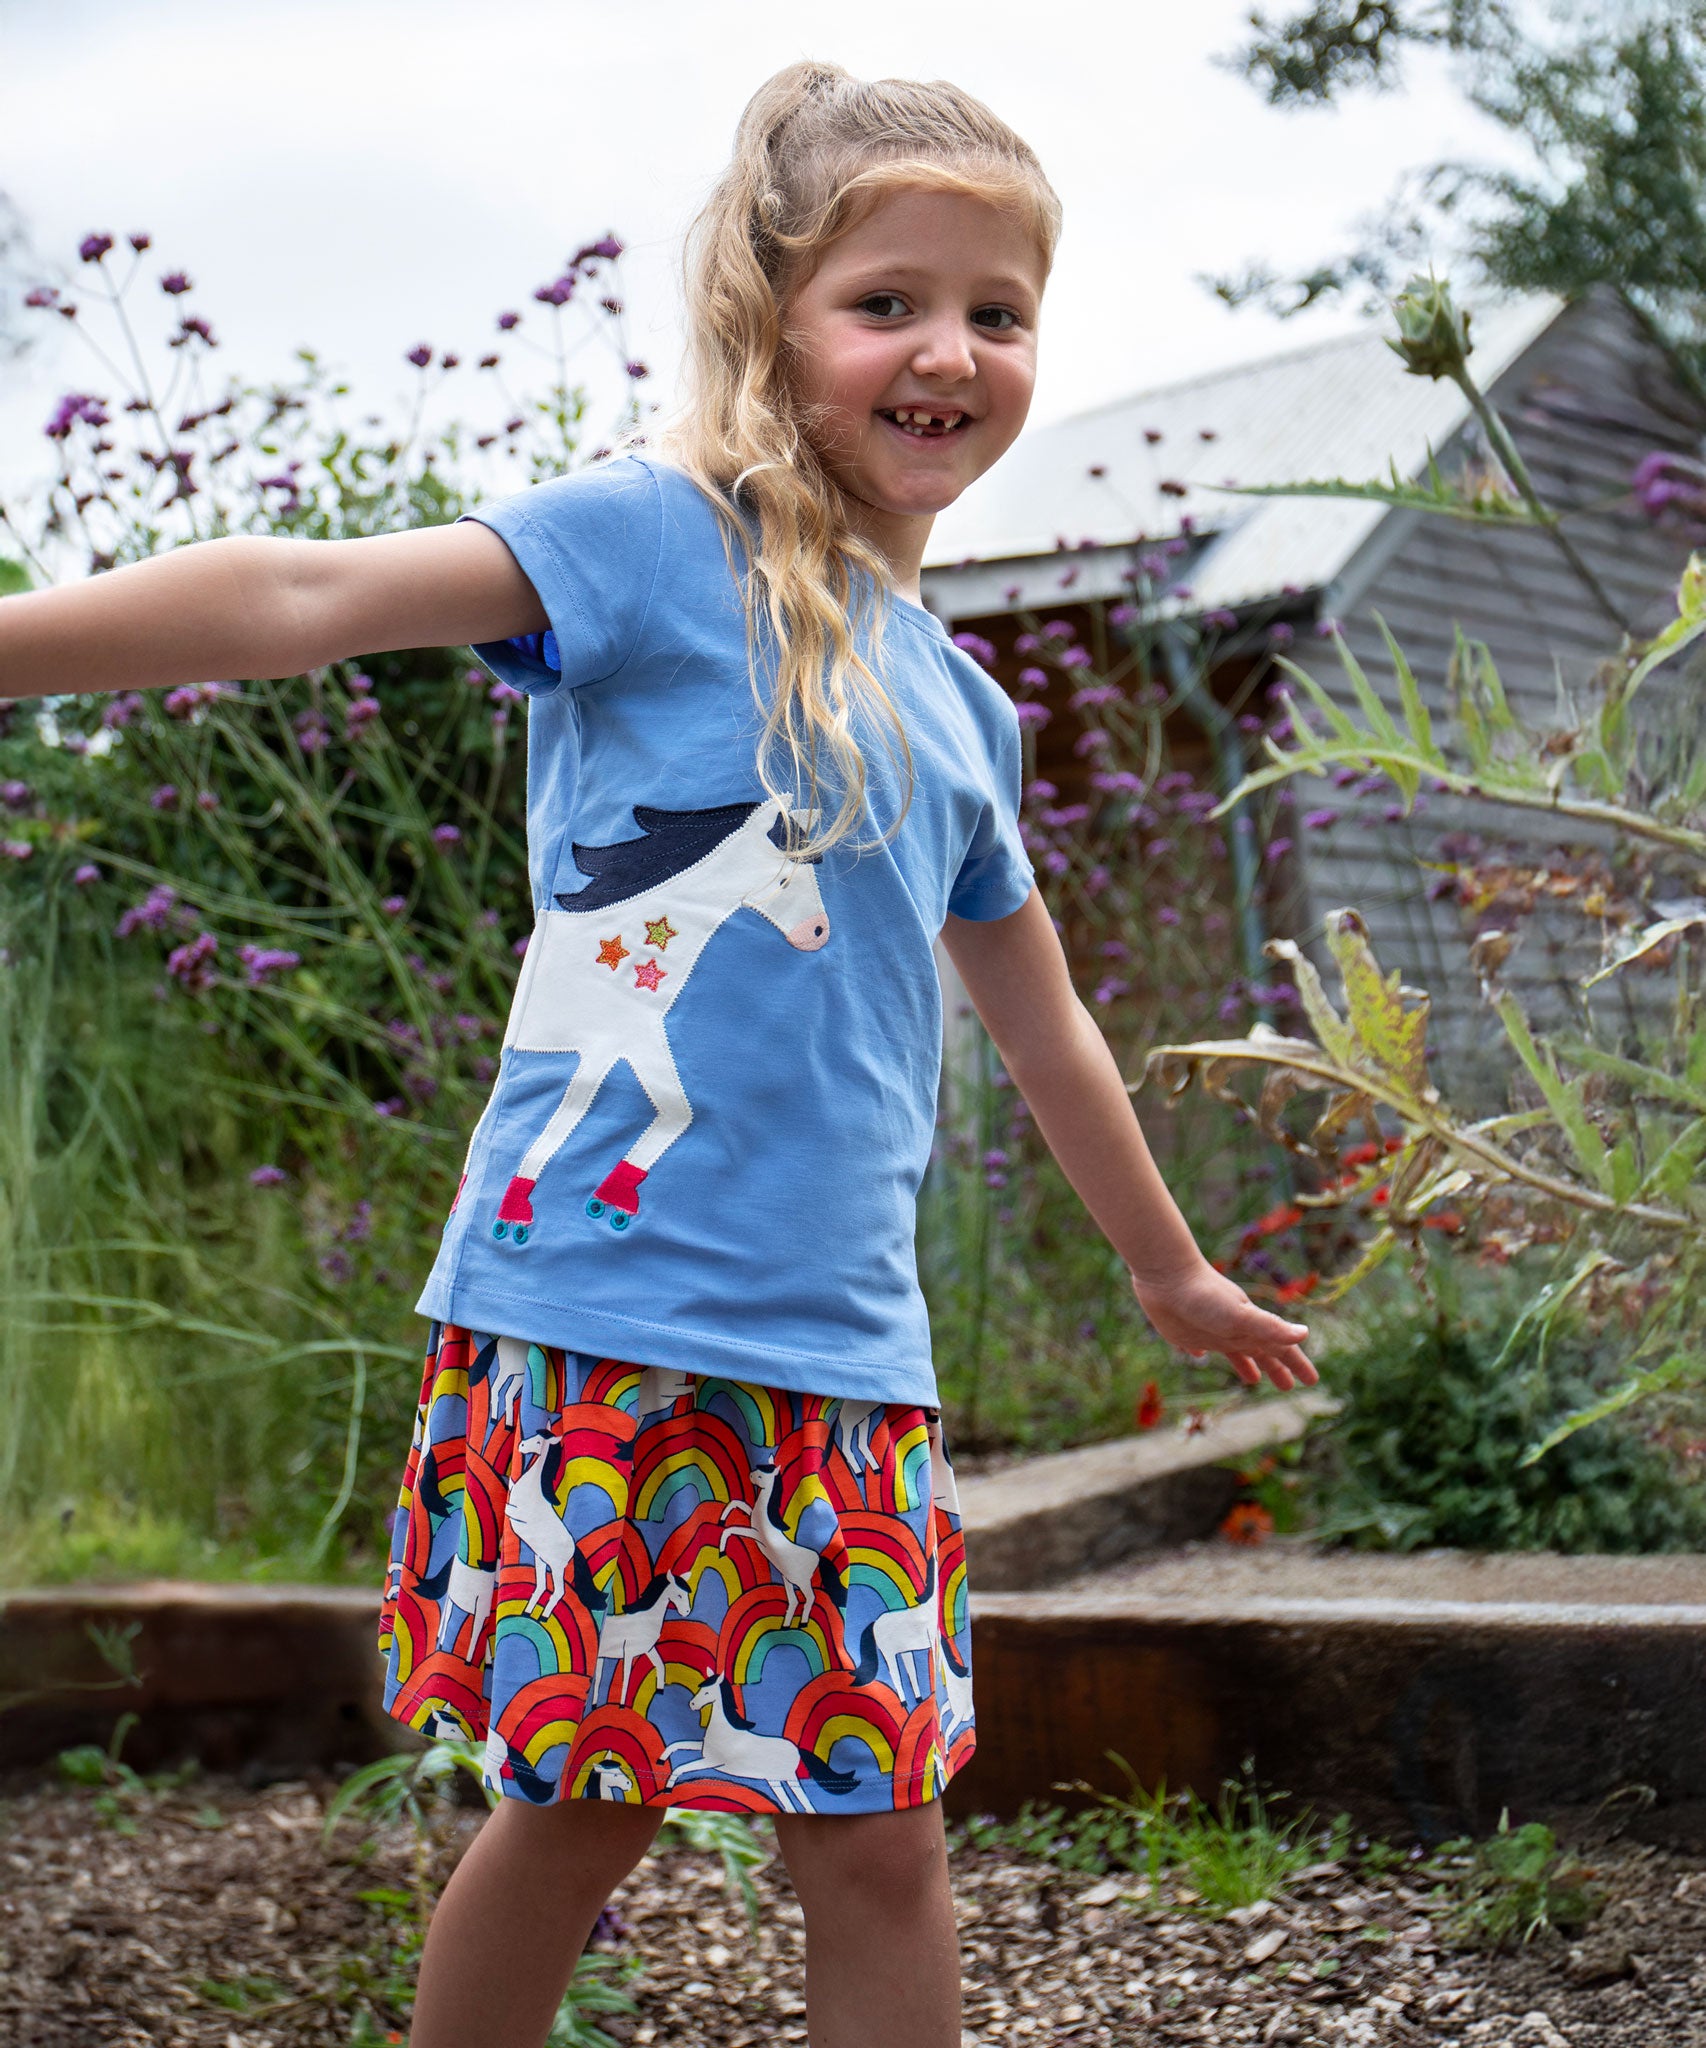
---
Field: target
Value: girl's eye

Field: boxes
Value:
[858,293,909,319]
[972,306,1020,333]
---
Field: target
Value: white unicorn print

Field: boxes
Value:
[592,1569,692,1704]
[590,1757,636,1802]
[661,1674,859,1812]
[718,1454,846,1628]
[468,798,828,1242]
[635,1364,695,1419]
[834,1399,883,1478]
[851,1550,938,1704]
[508,1432,590,1617]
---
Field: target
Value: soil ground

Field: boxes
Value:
[3,1771,1705,2047]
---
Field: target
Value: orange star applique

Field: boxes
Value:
[596,935,630,971]
[633,957,667,992]
[644,914,678,950]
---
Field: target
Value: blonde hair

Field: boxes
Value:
[658,62,1062,863]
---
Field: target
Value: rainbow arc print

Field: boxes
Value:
[378,1327,975,1813]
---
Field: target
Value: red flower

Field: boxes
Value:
[1275,1273,1319,1304]
[1251,1202,1303,1238]
[1135,1381,1163,1430]
[1221,1502,1274,1546]
[1424,1210,1465,1234]
[1340,1141,1381,1168]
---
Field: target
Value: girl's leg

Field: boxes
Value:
[409,1796,667,2048]
[771,1801,962,2048]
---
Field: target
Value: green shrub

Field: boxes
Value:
[1307,1295,1706,1552]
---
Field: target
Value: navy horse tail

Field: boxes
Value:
[572,1548,609,1622]
[796,1748,860,1796]
[815,1549,847,1612]
[852,1615,883,1688]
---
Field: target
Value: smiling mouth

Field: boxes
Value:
[878,407,969,439]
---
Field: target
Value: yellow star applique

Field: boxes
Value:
[596,935,630,971]
[633,958,666,993]
[645,915,678,950]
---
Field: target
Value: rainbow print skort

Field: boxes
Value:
[377,1323,976,1813]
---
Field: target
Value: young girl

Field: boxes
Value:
[3,60,1316,2048]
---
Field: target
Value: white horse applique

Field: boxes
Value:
[661,1674,859,1812]
[466,798,829,1242]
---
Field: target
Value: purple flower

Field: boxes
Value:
[348,672,374,697]
[1025,779,1058,801]
[160,270,191,295]
[128,232,151,252]
[432,823,462,848]
[497,310,521,330]
[238,943,301,988]
[115,884,178,937]
[1158,906,1181,925]
[625,360,649,380]
[1303,808,1337,830]
[1015,702,1051,729]
[1043,848,1069,874]
[45,393,110,440]
[344,1199,374,1243]
[1268,623,1295,647]
[1144,839,1173,860]
[1093,978,1130,1005]
[294,709,330,755]
[1,839,31,861]
[150,784,179,811]
[318,1248,353,1284]
[1265,837,1294,864]
[1202,609,1239,632]
[1070,683,1122,710]
[345,696,383,737]
[984,1169,1008,1189]
[1073,729,1110,756]
[1166,583,1194,601]
[489,679,524,706]
[0,780,30,809]
[952,631,999,669]
[512,934,529,960]
[591,235,624,260]
[1315,617,1343,639]
[372,1097,405,1119]
[250,1164,287,1187]
[406,344,433,368]
[1058,645,1093,669]
[1042,619,1076,641]
[166,929,218,992]
[1014,634,1039,655]
[1383,803,1407,823]
[196,790,219,811]
[381,895,407,916]
[73,862,101,886]
[78,233,114,263]
[99,691,146,730]
[536,276,575,307]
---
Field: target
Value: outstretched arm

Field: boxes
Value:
[939,886,1317,1392]
[0,518,546,700]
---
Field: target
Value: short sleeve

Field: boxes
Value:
[946,699,1035,921]
[459,456,664,697]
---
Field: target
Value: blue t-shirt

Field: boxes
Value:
[414,455,1034,1406]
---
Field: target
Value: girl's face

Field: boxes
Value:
[783,186,1046,569]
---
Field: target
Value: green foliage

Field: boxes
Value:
[1425,1811,1607,1950]
[1305,1293,1706,1551]
[55,1709,199,1834]
[953,1755,1352,1914]
[1219,6,1706,367]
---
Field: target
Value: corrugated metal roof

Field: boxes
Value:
[920,293,1565,620]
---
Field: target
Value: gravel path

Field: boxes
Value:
[3,1774,1705,2046]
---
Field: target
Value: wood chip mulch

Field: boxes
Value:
[4,1774,1706,2046]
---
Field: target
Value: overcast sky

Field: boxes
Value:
[1,0,1528,554]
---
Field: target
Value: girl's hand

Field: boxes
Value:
[1129,1261,1319,1393]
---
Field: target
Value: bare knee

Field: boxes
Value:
[774,1803,948,1913]
[484,1795,666,1896]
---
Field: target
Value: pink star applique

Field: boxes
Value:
[633,957,666,993]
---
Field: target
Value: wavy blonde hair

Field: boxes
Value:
[657,62,1062,863]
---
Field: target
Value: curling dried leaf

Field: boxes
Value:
[1320,910,1434,1102]
[1263,936,1358,1069]
[1582,913,1706,990]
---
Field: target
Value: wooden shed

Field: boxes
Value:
[923,285,1706,1093]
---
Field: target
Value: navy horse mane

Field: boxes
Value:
[554,802,818,914]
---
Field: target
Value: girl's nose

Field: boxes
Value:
[910,317,977,384]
